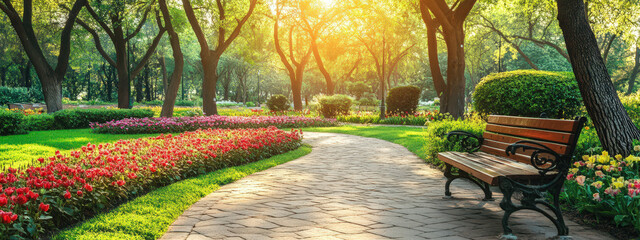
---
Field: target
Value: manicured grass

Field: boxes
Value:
[0,129,160,167]
[303,125,431,160]
[53,145,312,240]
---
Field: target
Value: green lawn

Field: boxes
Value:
[53,145,311,240]
[302,125,431,161]
[0,129,160,167]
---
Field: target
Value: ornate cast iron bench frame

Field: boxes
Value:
[438,115,587,239]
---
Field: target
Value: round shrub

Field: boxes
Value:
[472,70,582,118]
[386,85,421,114]
[267,95,290,111]
[0,109,26,135]
[318,94,353,118]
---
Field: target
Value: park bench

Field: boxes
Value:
[438,115,586,239]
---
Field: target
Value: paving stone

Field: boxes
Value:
[159,133,615,240]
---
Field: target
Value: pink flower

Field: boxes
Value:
[575,175,586,186]
[593,193,601,201]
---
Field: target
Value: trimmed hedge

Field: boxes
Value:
[423,116,486,168]
[267,95,290,111]
[318,94,352,118]
[387,86,421,115]
[52,108,154,129]
[0,87,43,106]
[472,70,582,118]
[0,110,26,136]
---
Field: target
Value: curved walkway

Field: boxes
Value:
[161,133,613,240]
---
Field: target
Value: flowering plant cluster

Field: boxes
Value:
[0,127,302,239]
[337,110,450,126]
[8,108,44,116]
[90,115,336,134]
[563,148,640,231]
[218,108,319,117]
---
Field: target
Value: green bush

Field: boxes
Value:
[53,108,154,129]
[472,70,582,118]
[175,99,203,107]
[318,94,353,118]
[246,102,256,107]
[24,114,55,131]
[0,110,26,135]
[357,92,379,107]
[620,93,640,128]
[423,116,486,168]
[0,87,43,105]
[267,95,290,111]
[386,86,421,115]
[142,100,164,106]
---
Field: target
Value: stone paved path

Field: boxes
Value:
[161,133,614,240]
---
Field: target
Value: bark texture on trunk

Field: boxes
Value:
[159,0,184,118]
[557,0,640,156]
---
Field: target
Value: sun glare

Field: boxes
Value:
[319,0,335,8]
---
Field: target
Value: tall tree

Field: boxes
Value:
[159,0,184,117]
[556,0,640,156]
[419,0,476,119]
[0,0,86,113]
[182,0,257,115]
[273,1,312,111]
[77,0,166,109]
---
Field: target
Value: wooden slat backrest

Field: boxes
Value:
[480,115,584,164]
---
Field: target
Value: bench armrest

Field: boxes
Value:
[505,140,563,175]
[446,131,484,153]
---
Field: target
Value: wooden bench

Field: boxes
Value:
[438,115,586,239]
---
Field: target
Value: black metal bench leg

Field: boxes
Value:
[443,164,493,201]
[498,177,570,239]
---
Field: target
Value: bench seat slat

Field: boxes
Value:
[482,132,570,155]
[486,124,575,144]
[487,115,580,132]
[438,152,544,185]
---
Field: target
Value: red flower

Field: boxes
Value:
[117,180,126,186]
[63,190,71,199]
[84,184,93,192]
[15,194,28,205]
[76,190,83,197]
[28,191,39,200]
[0,197,6,207]
[39,202,50,212]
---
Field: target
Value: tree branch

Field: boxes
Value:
[217,0,258,55]
[182,0,209,51]
[125,2,153,42]
[55,0,87,78]
[130,12,166,79]
[85,2,115,40]
[76,18,116,67]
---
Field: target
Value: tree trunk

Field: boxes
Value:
[159,55,168,97]
[86,70,91,100]
[159,0,185,118]
[23,61,32,88]
[202,54,219,115]
[114,36,130,108]
[557,0,640,156]
[41,73,64,112]
[292,69,303,111]
[626,47,640,95]
[145,66,152,101]
[440,26,466,119]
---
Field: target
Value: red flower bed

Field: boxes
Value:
[0,127,302,239]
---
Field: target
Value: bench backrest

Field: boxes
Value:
[480,115,587,164]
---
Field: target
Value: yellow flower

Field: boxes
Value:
[602,151,609,158]
[588,156,596,164]
[585,126,590,130]
[570,168,579,174]
[613,181,624,189]
[582,155,590,161]
[615,154,623,160]
[574,162,582,168]
[603,165,610,172]
[610,161,618,167]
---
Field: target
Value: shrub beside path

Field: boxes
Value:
[161,132,613,240]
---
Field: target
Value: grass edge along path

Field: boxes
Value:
[53,145,312,240]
